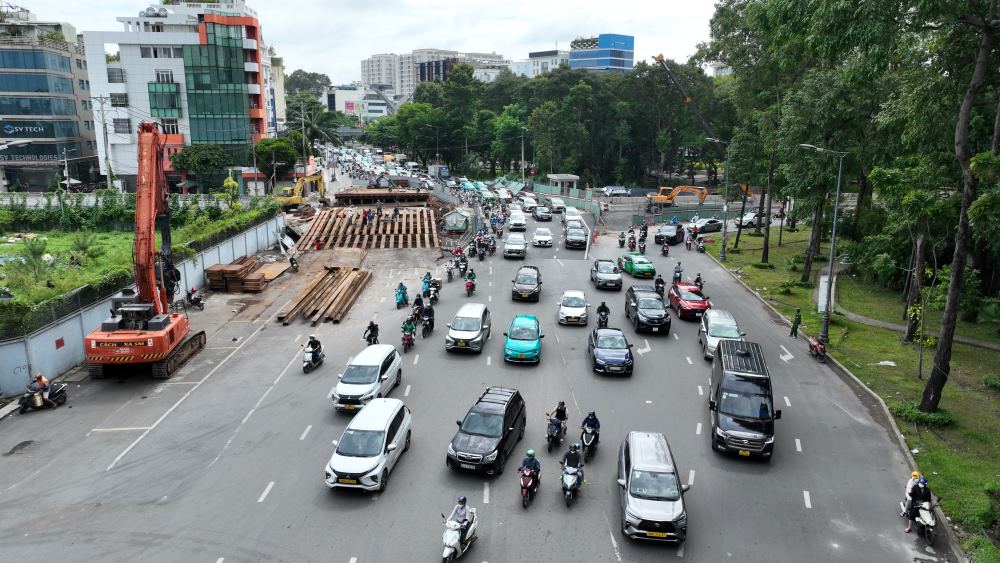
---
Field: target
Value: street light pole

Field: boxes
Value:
[799,143,848,344]
[520,128,526,184]
[706,137,731,262]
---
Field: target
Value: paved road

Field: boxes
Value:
[0,211,948,562]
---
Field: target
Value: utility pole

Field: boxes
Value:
[299,99,307,179]
[520,128,526,184]
[62,148,70,186]
[92,95,117,191]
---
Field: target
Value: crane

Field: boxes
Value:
[653,54,726,161]
[85,122,206,379]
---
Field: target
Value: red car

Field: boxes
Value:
[667,283,711,319]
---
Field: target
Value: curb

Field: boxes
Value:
[707,252,968,563]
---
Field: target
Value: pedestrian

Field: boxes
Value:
[790,308,801,338]
[361,209,368,226]
[347,206,355,222]
[315,239,322,251]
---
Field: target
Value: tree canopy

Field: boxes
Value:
[284,69,331,98]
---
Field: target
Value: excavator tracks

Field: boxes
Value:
[152,331,207,379]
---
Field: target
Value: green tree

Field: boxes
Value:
[286,92,342,146]
[169,144,235,192]
[9,237,50,283]
[252,137,298,190]
[412,82,445,107]
[284,69,331,97]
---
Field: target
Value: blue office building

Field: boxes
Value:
[568,34,634,73]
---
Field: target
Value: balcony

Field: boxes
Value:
[244,62,259,73]
[243,38,258,51]
[247,83,261,95]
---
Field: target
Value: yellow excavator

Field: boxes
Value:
[646,185,708,206]
[275,174,327,210]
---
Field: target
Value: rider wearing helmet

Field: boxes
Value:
[519,449,541,473]
[307,334,321,352]
[596,301,610,318]
[581,411,601,443]
[363,321,379,344]
[905,477,931,533]
[448,495,472,543]
[561,443,585,483]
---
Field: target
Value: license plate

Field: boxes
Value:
[646,531,668,538]
[344,404,356,411]
[567,317,577,322]
[738,450,751,457]
[460,463,476,470]
[652,327,659,332]
[457,341,466,347]
[337,478,357,485]
[521,293,529,298]
[518,354,526,359]
[695,312,703,317]
[608,366,622,372]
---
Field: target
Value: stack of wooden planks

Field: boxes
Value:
[205,256,265,293]
[296,208,439,251]
[277,266,373,326]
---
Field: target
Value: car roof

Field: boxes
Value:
[475,386,520,412]
[349,398,403,431]
[594,327,626,338]
[705,309,737,324]
[351,344,395,366]
[511,314,539,327]
[627,431,675,472]
[517,265,539,274]
[534,227,551,233]
[630,285,659,296]
[455,302,487,318]
[562,289,585,299]
[717,340,769,377]
[507,233,525,240]
[536,206,549,210]
[674,282,701,292]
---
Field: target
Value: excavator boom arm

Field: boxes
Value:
[133,122,173,314]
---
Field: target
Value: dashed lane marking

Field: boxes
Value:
[803,490,812,508]
[488,295,492,302]
[697,385,704,396]
[299,425,313,441]
[404,385,411,397]
[695,423,702,435]
[673,333,679,340]
[686,356,692,365]
[413,354,419,365]
[487,356,492,367]
[688,470,695,486]
[257,481,275,503]
[795,438,802,452]
[784,396,791,407]
[294,334,303,343]
[645,400,652,404]
[483,481,490,504]
[349,558,357,563]
[90,427,151,433]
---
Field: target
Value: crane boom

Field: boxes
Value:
[653,54,726,161]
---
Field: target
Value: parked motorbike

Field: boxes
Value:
[465,280,475,297]
[598,311,609,329]
[185,287,205,311]
[900,500,937,546]
[561,464,582,507]
[422,316,434,338]
[302,344,325,373]
[17,382,68,414]
[520,468,539,509]
[807,335,827,362]
[441,507,478,562]
[546,418,563,453]
[581,426,599,460]
[402,330,415,353]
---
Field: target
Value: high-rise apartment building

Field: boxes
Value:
[362,48,507,99]
[0,6,97,191]
[360,53,399,91]
[84,1,279,191]
[569,34,634,73]
[270,50,286,132]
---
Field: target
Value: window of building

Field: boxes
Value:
[113,118,131,134]
[152,24,163,33]
[141,46,152,58]
[161,119,179,134]
[78,79,86,91]
[110,93,129,107]
[173,47,183,58]
[83,120,90,131]
[76,59,83,69]
[155,69,174,83]
[0,96,77,115]
[0,50,71,72]
[107,67,126,83]
[86,80,90,90]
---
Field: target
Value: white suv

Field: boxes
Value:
[325,398,412,492]
[333,344,402,412]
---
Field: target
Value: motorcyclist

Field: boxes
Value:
[901,470,921,517]
[561,443,584,484]
[395,282,408,303]
[618,231,626,246]
[694,273,704,290]
[581,411,601,444]
[905,477,931,533]
[548,401,568,437]
[32,372,57,408]
[447,495,472,544]
[401,317,416,339]
[306,334,322,352]
[596,301,610,326]
[363,321,379,345]
[466,268,477,285]
[673,263,683,283]
[413,293,424,313]
[422,303,435,331]
[654,274,665,295]
[518,449,541,474]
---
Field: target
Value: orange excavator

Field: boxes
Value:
[85,122,206,379]
[646,185,709,207]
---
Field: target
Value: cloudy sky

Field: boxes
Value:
[29,0,716,81]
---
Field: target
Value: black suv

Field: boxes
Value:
[709,340,781,460]
[654,224,683,245]
[512,265,542,301]
[625,285,671,334]
[447,386,526,475]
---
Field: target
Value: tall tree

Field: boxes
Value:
[252,138,298,189]
[284,69,331,97]
[169,144,235,192]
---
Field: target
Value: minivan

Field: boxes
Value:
[698,309,744,359]
[325,398,412,492]
[332,344,402,412]
[708,340,781,459]
[618,431,689,543]
[446,303,492,353]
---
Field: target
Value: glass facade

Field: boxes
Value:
[0,119,79,138]
[0,96,76,116]
[183,24,250,152]
[0,49,71,72]
[0,73,74,94]
[0,141,81,163]
[569,34,634,73]
[149,82,182,118]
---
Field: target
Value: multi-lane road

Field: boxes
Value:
[0,208,948,562]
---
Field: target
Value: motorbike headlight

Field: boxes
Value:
[483,450,498,463]
[447,443,456,456]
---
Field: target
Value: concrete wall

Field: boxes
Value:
[0,215,285,398]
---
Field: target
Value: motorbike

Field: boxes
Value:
[496,227,503,238]
[638,241,646,255]
[395,289,409,310]
[655,280,665,297]
[469,244,478,258]
[446,264,454,282]
[685,238,692,251]
[807,335,827,362]
[900,500,937,546]
[694,278,705,291]
[289,256,299,272]
[696,239,706,253]
[661,243,670,257]
[17,382,68,414]
[618,233,626,248]
[520,468,540,508]
[488,242,496,256]
[598,311,609,329]
[365,331,379,346]
[628,239,636,252]
[302,344,325,373]
[441,507,478,562]
[185,287,205,311]
[422,316,434,338]
[465,280,476,297]
[561,464,582,507]
[429,283,440,305]
[546,418,563,453]
[402,330,415,353]
[581,426,599,460]
[459,261,468,278]
[478,248,485,261]
[672,270,682,284]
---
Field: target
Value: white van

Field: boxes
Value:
[325,398,412,492]
[332,344,402,412]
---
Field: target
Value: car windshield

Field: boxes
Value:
[709,323,742,338]
[679,290,706,301]
[509,204,522,211]
[534,228,551,237]
[507,236,525,245]
[460,411,504,437]
[638,297,663,310]
[596,333,628,349]
[629,470,680,501]
[568,229,586,237]
[659,226,674,233]
[597,262,615,274]
[451,316,481,331]
[341,364,378,384]
[509,324,539,340]
[536,207,549,213]
[336,429,385,457]
[719,377,774,420]
[562,295,586,307]
[632,257,650,265]
[515,273,537,285]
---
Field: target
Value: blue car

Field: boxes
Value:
[503,315,543,363]
[588,328,634,375]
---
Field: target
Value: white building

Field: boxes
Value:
[270,50,287,132]
[363,48,507,99]
[510,60,531,77]
[529,50,568,77]
[708,61,732,77]
[360,53,399,90]
[83,1,276,192]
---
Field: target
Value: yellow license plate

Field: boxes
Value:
[344,404,356,411]
[338,478,357,484]
[518,354,526,359]
[738,450,750,457]
[521,293,529,298]
[646,531,668,538]
[457,341,466,347]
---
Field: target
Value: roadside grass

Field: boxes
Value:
[705,226,1000,559]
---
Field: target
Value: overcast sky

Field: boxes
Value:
[29,0,716,82]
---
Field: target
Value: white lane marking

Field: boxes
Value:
[779,345,794,363]
[645,400,652,404]
[695,423,702,435]
[299,425,312,441]
[556,258,564,267]
[676,543,685,557]
[90,427,151,433]
[404,384,411,397]
[294,334,303,343]
[637,339,651,355]
[686,356,693,365]
[608,529,623,562]
[673,333,679,340]
[257,481,275,503]
[488,295,492,302]
[328,384,337,398]
[688,470,695,486]
[483,481,490,504]
[554,333,561,343]
[349,558,357,563]
[784,396,791,407]
[372,312,378,320]
[697,385,704,396]
[795,438,802,452]
[488,281,493,287]
[489,266,493,276]
[487,356,492,367]
[106,300,290,472]
[803,490,812,508]
[413,354,420,365]
[216,558,224,563]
